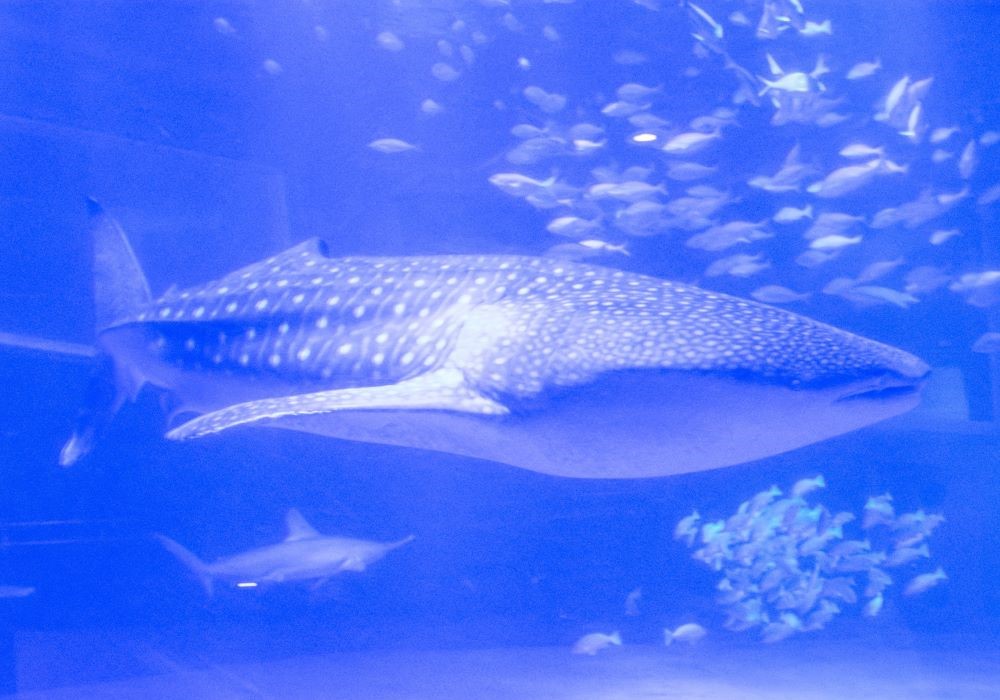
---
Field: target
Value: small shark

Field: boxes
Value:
[155,508,414,596]
[59,201,928,478]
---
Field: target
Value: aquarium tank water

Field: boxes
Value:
[1,1,998,698]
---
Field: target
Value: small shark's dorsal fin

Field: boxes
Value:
[284,508,321,541]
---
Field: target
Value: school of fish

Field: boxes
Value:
[229,0,1000,348]
[674,477,946,642]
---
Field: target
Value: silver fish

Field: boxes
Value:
[857,258,906,283]
[749,144,816,192]
[804,212,864,240]
[601,100,648,118]
[664,622,707,645]
[0,585,35,598]
[375,31,404,52]
[666,161,717,182]
[903,567,947,596]
[617,82,661,103]
[368,138,418,154]
[59,202,928,479]
[977,184,1000,206]
[930,228,961,245]
[572,631,621,655]
[863,593,884,617]
[660,129,721,155]
[799,20,832,36]
[750,286,811,304]
[686,220,773,251]
[614,200,671,237]
[904,267,951,296]
[773,204,813,223]
[523,86,566,114]
[704,253,771,278]
[846,59,881,80]
[958,139,978,179]
[930,126,960,143]
[972,332,1000,353]
[430,62,460,82]
[807,160,894,198]
[545,216,603,239]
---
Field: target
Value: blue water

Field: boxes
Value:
[1,1,999,697]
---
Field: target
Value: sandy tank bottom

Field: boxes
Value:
[4,631,998,699]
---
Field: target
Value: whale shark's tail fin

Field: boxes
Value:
[87,198,152,330]
[58,353,121,466]
[59,200,152,466]
[154,534,214,597]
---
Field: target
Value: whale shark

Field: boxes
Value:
[155,508,414,596]
[60,201,928,478]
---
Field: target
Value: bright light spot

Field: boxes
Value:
[236,581,258,588]
[632,132,658,143]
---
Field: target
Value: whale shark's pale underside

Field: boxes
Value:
[61,203,929,478]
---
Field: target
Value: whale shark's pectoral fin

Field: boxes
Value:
[165,368,509,441]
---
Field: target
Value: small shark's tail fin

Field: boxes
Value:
[60,200,152,466]
[154,534,214,597]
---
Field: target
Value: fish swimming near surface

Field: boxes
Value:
[155,508,414,596]
[57,201,928,478]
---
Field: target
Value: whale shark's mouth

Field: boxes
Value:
[499,363,931,412]
[835,370,929,403]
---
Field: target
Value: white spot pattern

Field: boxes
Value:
[120,241,924,394]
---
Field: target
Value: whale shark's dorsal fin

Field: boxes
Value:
[215,237,332,287]
[284,508,321,541]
